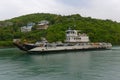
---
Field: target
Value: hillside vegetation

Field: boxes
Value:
[0,13,120,46]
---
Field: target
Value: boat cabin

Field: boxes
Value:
[65,29,90,43]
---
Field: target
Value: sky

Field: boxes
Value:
[0,0,120,22]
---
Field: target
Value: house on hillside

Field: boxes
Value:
[21,26,32,32]
[21,22,35,32]
[36,20,49,30]
[0,21,13,27]
[27,22,35,27]
[5,22,13,26]
[0,24,2,27]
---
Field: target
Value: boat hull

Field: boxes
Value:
[29,47,110,54]
[27,45,112,54]
[13,42,112,54]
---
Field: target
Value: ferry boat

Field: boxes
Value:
[13,28,112,53]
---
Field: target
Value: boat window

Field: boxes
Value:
[78,38,81,40]
[67,32,69,34]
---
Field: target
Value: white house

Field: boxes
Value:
[21,22,35,32]
[21,26,32,32]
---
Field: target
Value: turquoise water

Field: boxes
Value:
[0,47,120,80]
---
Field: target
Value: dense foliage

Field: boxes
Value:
[0,13,120,46]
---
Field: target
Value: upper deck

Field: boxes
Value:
[65,29,90,43]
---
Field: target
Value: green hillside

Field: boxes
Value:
[0,13,120,47]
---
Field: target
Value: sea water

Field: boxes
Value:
[0,47,120,80]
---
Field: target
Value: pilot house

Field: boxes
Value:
[65,29,90,43]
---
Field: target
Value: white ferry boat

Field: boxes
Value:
[13,28,112,53]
